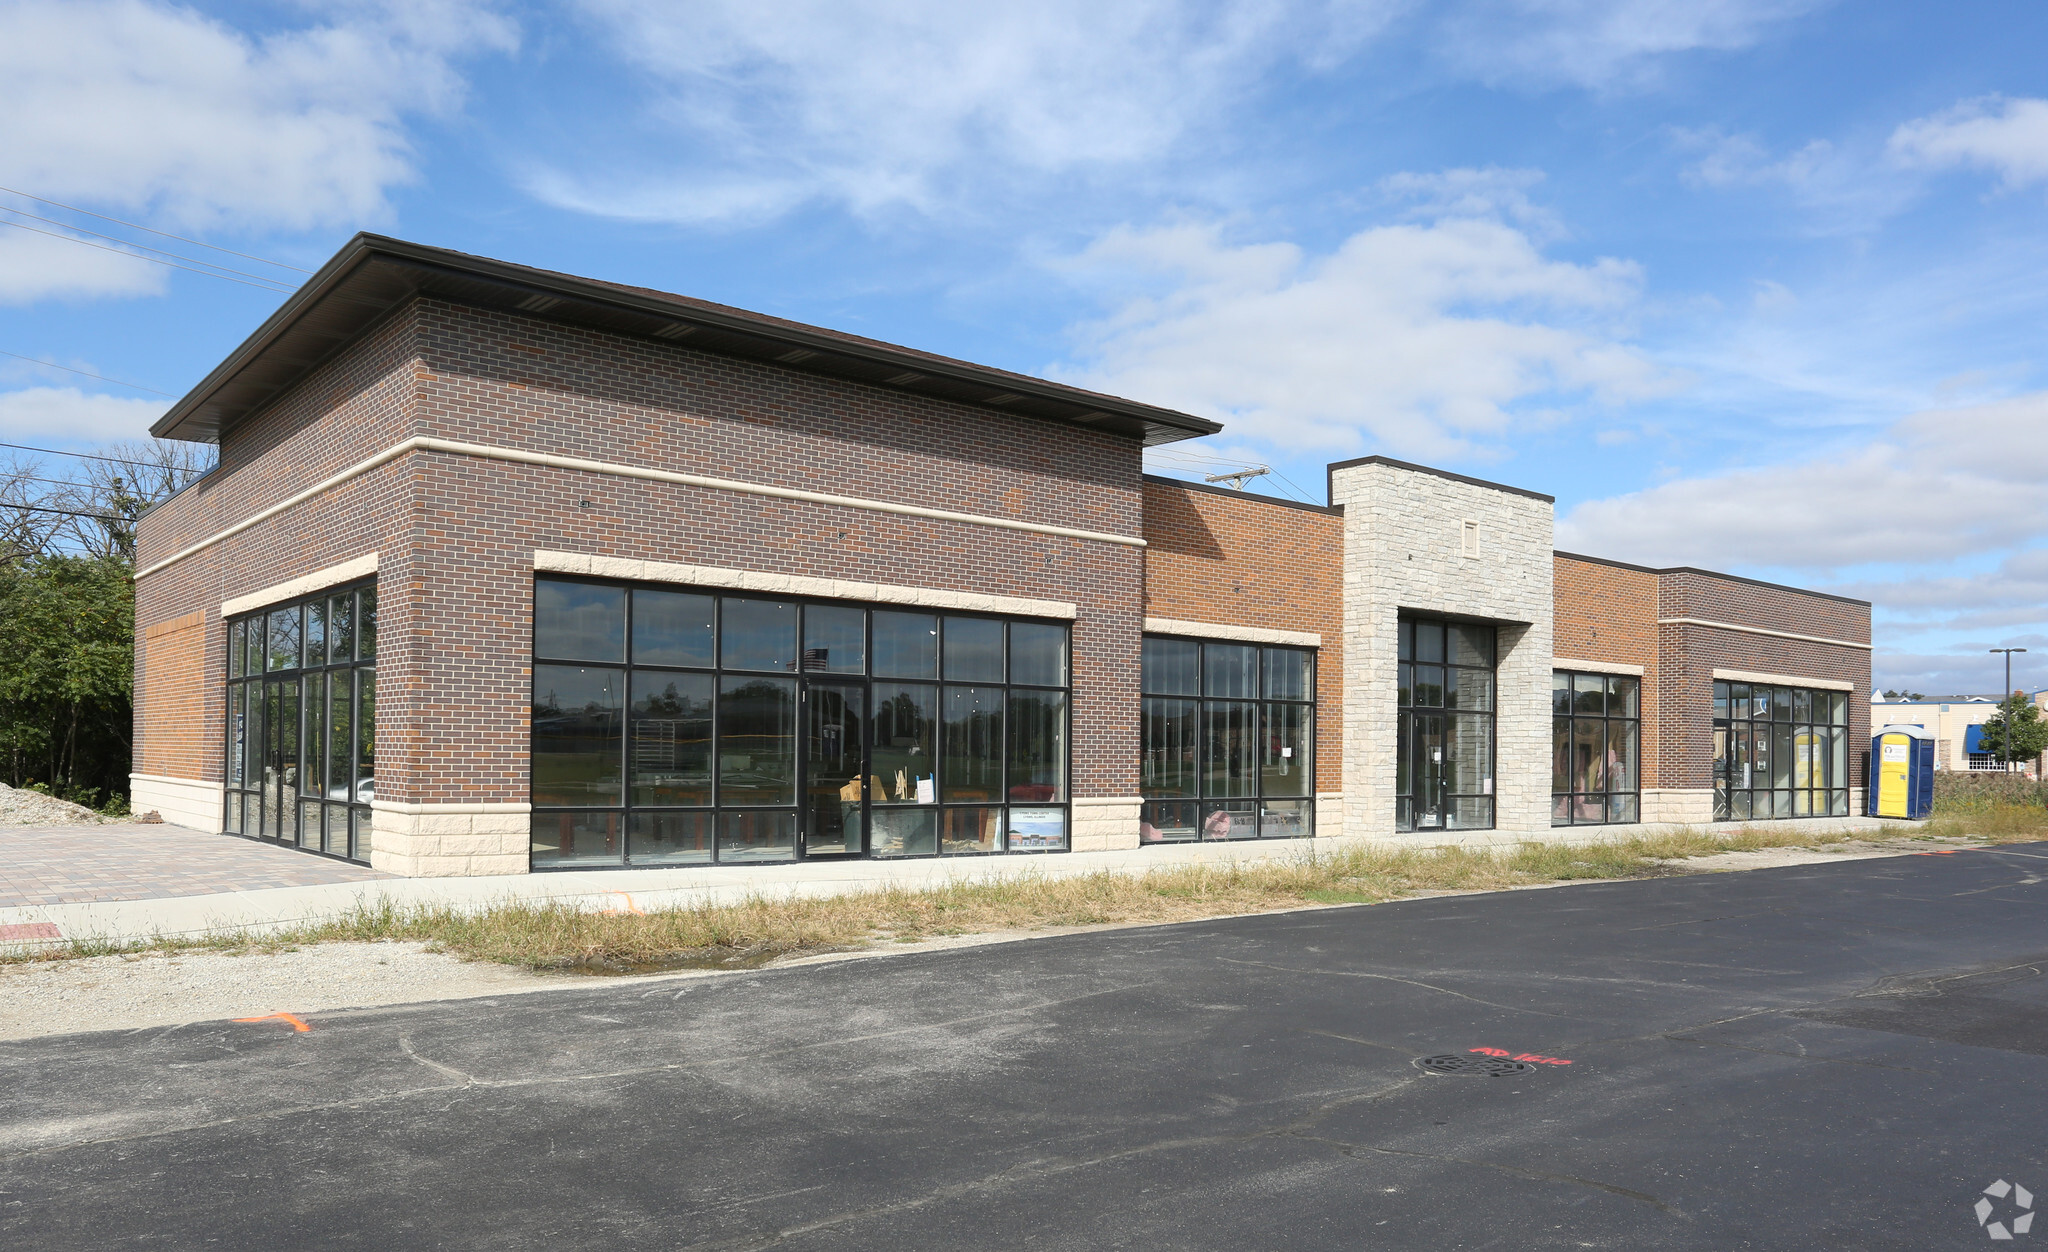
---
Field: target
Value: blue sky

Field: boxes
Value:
[4,0,2048,694]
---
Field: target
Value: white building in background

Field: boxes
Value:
[1869,689,2048,774]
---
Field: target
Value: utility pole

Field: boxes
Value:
[1204,466,1270,491]
[1989,647,2028,772]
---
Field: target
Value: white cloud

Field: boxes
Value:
[0,225,163,305]
[1049,189,1671,459]
[1376,167,1561,236]
[1433,0,1821,90]
[537,0,1399,223]
[0,0,515,245]
[0,387,165,443]
[1890,96,2048,188]
[1556,390,2048,571]
[1680,130,1836,189]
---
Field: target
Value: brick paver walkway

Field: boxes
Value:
[0,824,392,907]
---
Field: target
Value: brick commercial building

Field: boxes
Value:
[131,235,1872,876]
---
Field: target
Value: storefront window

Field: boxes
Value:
[1551,672,1641,825]
[223,581,376,862]
[1397,618,1496,831]
[532,577,1070,867]
[1714,680,1850,820]
[1140,636,1315,842]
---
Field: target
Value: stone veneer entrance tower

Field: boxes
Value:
[1329,457,1555,839]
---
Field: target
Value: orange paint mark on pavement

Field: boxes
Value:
[234,1012,312,1032]
[601,891,647,916]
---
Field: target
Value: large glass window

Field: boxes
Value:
[1714,680,1850,820]
[224,581,376,861]
[532,577,1071,867]
[1551,672,1640,825]
[1140,636,1315,842]
[1397,618,1495,831]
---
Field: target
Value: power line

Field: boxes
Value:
[0,205,303,287]
[0,349,175,397]
[0,219,295,294]
[1148,449,1318,504]
[1,470,123,491]
[0,185,311,273]
[0,439,208,471]
[0,502,127,524]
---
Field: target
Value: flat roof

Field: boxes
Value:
[151,234,1224,447]
[1553,550,1872,608]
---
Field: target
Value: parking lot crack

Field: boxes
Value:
[399,1037,477,1085]
[1659,1033,1935,1074]
[674,1079,1431,1249]
[1217,957,1573,1019]
[1286,1132,1689,1218]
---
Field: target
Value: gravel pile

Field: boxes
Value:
[0,782,108,827]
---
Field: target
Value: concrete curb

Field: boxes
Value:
[0,817,1910,951]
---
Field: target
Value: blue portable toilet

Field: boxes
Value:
[1867,724,1934,820]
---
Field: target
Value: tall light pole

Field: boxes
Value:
[1989,647,2028,772]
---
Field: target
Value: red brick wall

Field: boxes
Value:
[1654,570,1871,790]
[1553,554,1661,782]
[135,298,1149,805]
[137,611,206,777]
[134,305,427,788]
[1140,478,1344,793]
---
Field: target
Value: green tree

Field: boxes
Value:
[1977,692,2048,771]
[0,553,135,802]
[0,438,211,806]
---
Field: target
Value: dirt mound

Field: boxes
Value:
[0,782,107,827]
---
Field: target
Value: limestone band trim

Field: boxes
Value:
[129,772,224,833]
[1142,616,1322,647]
[139,436,1143,580]
[538,551,1078,620]
[1658,617,1872,650]
[222,552,379,617]
[1552,657,1645,676]
[1712,667,1856,692]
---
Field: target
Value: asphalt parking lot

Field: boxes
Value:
[5,844,2047,1250]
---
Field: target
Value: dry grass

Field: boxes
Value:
[14,808,2042,974]
[9,820,1964,973]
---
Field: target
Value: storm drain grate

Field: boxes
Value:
[1415,1053,1538,1077]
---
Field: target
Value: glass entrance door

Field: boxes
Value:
[804,683,867,856]
[1411,713,1446,829]
[1396,616,1497,831]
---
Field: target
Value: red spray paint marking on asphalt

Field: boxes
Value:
[0,923,61,941]
[234,1012,312,1032]
[1470,1046,1573,1065]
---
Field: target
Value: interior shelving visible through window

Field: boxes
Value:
[530,577,1071,868]
[1713,680,1850,819]
[1551,671,1641,825]
[1138,635,1315,842]
[223,581,377,862]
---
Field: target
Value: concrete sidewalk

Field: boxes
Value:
[0,815,1900,951]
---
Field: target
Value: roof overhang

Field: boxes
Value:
[152,234,1223,447]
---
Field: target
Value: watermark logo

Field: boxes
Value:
[1976,1180,2035,1240]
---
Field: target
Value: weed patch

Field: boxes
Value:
[5,820,2021,972]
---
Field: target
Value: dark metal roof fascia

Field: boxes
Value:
[149,235,385,441]
[152,233,1224,446]
[1324,454,1555,504]
[1654,565,1873,609]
